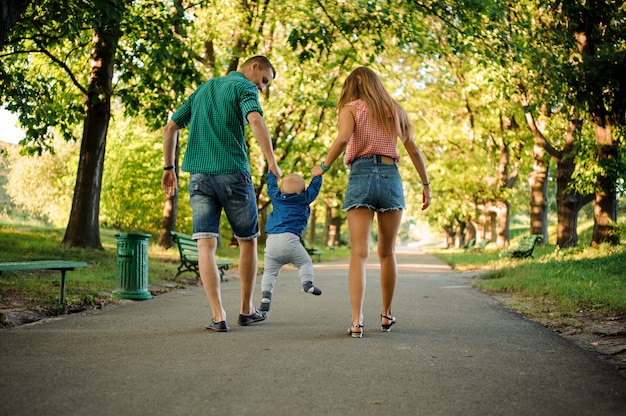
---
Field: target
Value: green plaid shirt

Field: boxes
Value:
[173,71,264,175]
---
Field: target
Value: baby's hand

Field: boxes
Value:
[312,166,324,177]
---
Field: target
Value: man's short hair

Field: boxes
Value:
[242,55,277,79]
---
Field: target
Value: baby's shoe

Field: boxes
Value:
[302,281,322,296]
[259,290,272,312]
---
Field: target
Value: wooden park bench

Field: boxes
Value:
[501,234,543,259]
[169,231,233,282]
[0,260,88,305]
[302,239,324,262]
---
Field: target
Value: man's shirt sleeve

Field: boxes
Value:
[239,84,264,122]
[171,90,195,129]
[266,172,279,199]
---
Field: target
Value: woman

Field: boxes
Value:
[312,67,431,338]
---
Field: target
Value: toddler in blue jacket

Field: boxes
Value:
[259,171,323,313]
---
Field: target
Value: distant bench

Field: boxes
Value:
[501,234,543,259]
[170,231,233,282]
[473,239,491,252]
[0,260,88,305]
[463,238,490,251]
[302,240,324,262]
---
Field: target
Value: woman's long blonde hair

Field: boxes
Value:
[336,67,413,143]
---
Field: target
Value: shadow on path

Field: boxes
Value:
[1,249,624,416]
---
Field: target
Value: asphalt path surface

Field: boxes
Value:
[1,248,625,415]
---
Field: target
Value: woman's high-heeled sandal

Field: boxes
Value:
[381,314,396,332]
[347,324,364,338]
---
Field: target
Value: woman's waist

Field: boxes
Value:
[348,154,398,167]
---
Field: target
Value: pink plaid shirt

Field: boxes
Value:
[344,99,400,167]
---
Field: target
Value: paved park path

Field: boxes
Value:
[1,248,625,415]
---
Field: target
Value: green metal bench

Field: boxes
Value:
[0,260,88,305]
[302,239,324,262]
[463,238,476,250]
[501,234,543,259]
[170,231,233,282]
[473,239,491,252]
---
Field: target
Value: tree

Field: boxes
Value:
[62,1,122,249]
[0,0,201,248]
[511,1,626,247]
[562,0,626,246]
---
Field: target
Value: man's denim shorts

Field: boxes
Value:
[342,155,405,212]
[188,172,260,240]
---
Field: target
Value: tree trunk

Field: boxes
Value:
[555,121,593,248]
[160,194,178,249]
[0,0,29,48]
[494,200,509,248]
[466,218,477,245]
[308,203,317,245]
[568,6,621,246]
[258,204,268,245]
[442,225,455,248]
[522,107,592,248]
[456,218,466,248]
[529,144,549,242]
[322,203,344,247]
[488,114,519,247]
[62,23,119,248]
[159,132,180,249]
[329,212,343,247]
[323,204,332,245]
[592,118,619,246]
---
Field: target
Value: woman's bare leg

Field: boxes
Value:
[377,209,403,325]
[346,208,374,329]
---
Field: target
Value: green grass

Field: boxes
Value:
[0,223,348,315]
[0,225,181,313]
[2,215,624,325]
[431,227,626,321]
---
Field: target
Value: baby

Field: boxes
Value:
[259,172,323,314]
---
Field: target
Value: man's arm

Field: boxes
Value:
[161,119,180,197]
[247,111,282,178]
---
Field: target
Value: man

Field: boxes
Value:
[161,56,282,332]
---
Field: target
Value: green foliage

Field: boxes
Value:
[100,113,192,232]
[1,0,201,150]
[1,0,624,248]
[115,0,203,126]
[3,138,78,227]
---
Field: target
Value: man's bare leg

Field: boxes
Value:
[197,237,226,322]
[237,238,258,316]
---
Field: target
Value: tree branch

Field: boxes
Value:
[34,38,87,95]
[518,82,561,160]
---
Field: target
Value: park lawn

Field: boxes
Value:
[0,225,218,313]
[432,232,626,324]
[0,223,347,316]
[1,218,624,324]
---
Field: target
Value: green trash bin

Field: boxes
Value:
[114,233,152,300]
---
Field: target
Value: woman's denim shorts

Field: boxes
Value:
[188,171,260,240]
[342,155,405,212]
